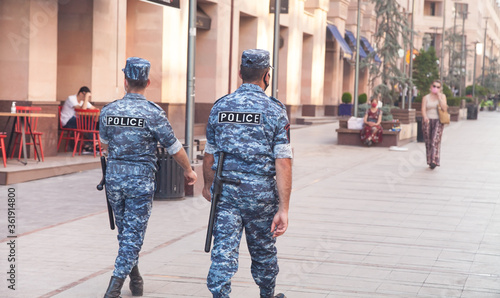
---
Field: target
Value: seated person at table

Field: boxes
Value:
[360,96,383,147]
[60,86,96,129]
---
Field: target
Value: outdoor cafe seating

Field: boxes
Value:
[73,108,102,158]
[10,106,45,162]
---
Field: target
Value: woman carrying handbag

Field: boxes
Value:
[421,80,448,169]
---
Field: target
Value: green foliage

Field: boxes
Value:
[358,93,368,104]
[358,103,369,117]
[369,0,411,104]
[341,92,352,104]
[442,84,453,98]
[465,85,489,97]
[447,97,463,107]
[381,105,393,121]
[480,100,494,107]
[413,47,440,98]
[414,94,423,103]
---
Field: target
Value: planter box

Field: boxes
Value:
[390,108,416,124]
[449,107,467,122]
[338,104,352,116]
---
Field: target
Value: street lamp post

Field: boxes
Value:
[409,0,416,110]
[473,42,483,97]
[481,17,489,85]
[459,10,467,97]
[440,0,446,83]
[272,0,281,99]
[353,0,362,117]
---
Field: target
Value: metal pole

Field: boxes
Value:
[450,4,457,82]
[482,18,488,85]
[459,12,466,97]
[185,0,196,162]
[402,37,407,110]
[473,42,478,97]
[353,0,361,117]
[440,0,446,83]
[272,0,281,98]
[409,0,415,110]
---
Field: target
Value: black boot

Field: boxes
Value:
[260,293,286,298]
[104,276,124,298]
[129,265,144,296]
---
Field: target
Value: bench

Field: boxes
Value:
[336,128,400,147]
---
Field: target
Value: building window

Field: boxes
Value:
[454,3,468,19]
[424,1,441,16]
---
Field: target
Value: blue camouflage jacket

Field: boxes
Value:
[205,83,292,177]
[99,93,182,172]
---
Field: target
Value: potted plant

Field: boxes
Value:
[339,92,353,116]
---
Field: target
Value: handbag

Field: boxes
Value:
[438,105,450,124]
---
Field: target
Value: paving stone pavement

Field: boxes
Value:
[1,111,500,298]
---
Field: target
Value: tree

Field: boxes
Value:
[412,47,440,97]
[480,57,500,94]
[443,27,464,91]
[368,0,412,104]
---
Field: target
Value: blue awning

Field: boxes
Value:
[344,30,367,59]
[326,24,353,60]
[361,37,381,63]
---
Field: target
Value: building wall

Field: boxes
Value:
[10,0,500,157]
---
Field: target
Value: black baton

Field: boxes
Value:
[97,156,115,230]
[204,152,240,253]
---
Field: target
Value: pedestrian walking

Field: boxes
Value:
[99,57,197,297]
[202,49,293,298]
[421,79,448,169]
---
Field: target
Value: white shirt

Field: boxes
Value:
[60,95,81,126]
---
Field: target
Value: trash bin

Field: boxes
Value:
[416,116,424,142]
[154,146,185,200]
[466,104,478,120]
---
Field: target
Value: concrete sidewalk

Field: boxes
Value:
[1,111,500,297]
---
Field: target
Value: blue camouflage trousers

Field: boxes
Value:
[208,174,279,298]
[106,164,155,279]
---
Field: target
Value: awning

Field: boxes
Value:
[196,6,211,30]
[326,24,353,60]
[360,37,381,63]
[344,30,367,59]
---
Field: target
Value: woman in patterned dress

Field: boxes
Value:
[360,97,383,146]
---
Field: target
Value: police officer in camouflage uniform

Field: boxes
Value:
[100,57,197,298]
[202,49,293,298]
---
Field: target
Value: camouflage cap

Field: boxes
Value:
[122,57,151,81]
[241,49,273,69]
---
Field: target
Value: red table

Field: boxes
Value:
[0,112,56,165]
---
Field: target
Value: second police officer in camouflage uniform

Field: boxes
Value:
[202,49,293,298]
[99,57,197,298]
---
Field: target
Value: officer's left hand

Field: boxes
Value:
[271,209,288,238]
[184,170,198,185]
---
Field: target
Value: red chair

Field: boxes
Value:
[0,133,7,167]
[73,109,102,157]
[57,106,77,152]
[10,106,44,162]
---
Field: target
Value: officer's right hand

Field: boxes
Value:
[184,170,197,185]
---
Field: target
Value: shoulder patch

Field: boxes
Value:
[213,94,230,106]
[102,99,120,108]
[147,101,164,111]
[270,96,286,110]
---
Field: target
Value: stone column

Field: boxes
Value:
[304,0,328,116]
[325,0,350,114]
[91,0,127,102]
